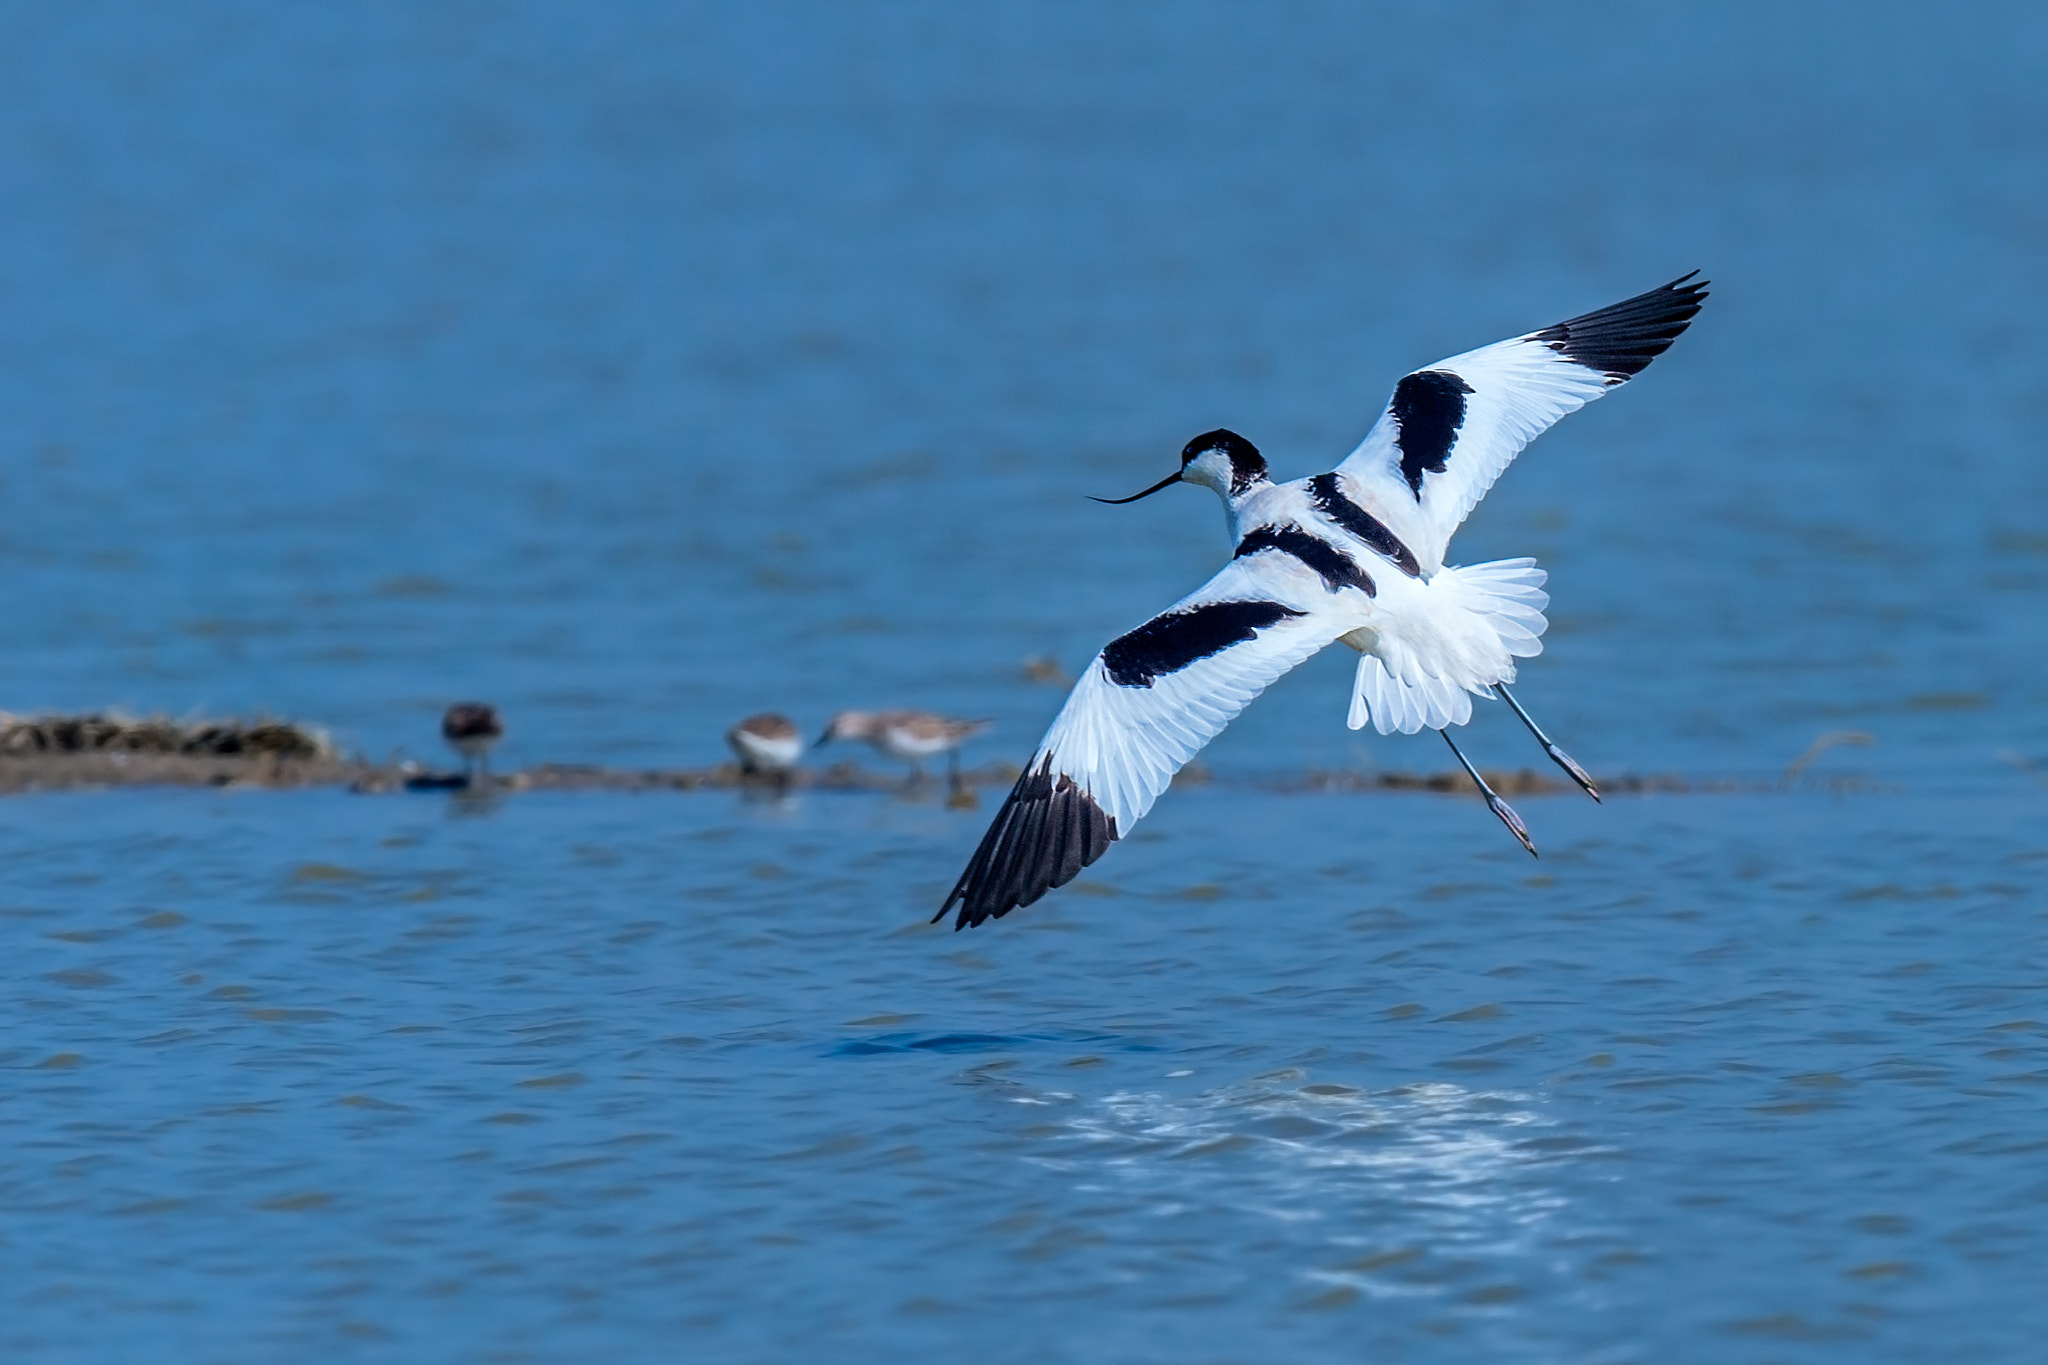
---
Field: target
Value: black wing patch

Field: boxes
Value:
[1306,473,1421,578]
[936,754,1117,930]
[1533,271,1710,382]
[1234,525,1375,596]
[1391,369,1474,498]
[1101,600,1305,689]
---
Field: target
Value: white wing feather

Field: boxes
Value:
[938,557,1354,929]
[1338,339,1609,563]
[1339,274,1707,568]
[1039,561,1344,831]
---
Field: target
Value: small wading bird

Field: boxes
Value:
[939,273,1709,930]
[441,702,504,784]
[726,712,803,794]
[817,710,992,790]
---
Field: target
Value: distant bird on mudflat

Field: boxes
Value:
[441,702,504,783]
[939,272,1709,930]
[817,710,992,787]
[726,712,803,793]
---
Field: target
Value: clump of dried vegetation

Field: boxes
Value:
[0,712,336,761]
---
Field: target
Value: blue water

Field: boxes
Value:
[3,3,2048,1360]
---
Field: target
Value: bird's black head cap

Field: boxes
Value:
[1182,428,1268,495]
[1093,428,1269,506]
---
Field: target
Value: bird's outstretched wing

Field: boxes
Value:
[938,560,1346,930]
[1338,273,1708,569]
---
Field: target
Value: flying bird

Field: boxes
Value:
[939,272,1708,930]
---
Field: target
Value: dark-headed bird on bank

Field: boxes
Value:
[939,273,1709,930]
[441,702,504,783]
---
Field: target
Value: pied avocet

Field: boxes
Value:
[939,272,1709,929]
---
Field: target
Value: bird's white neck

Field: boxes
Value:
[1180,449,1270,541]
[1217,484,1250,543]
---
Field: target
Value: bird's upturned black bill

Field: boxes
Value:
[1090,471,1181,505]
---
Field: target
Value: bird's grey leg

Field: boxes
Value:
[1493,683,1599,802]
[1439,728,1538,858]
[946,748,964,793]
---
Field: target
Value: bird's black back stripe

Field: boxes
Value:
[936,754,1117,930]
[1101,600,1305,689]
[1306,473,1421,578]
[1392,369,1474,498]
[1532,271,1709,381]
[1234,524,1376,597]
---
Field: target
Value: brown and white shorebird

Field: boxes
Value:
[816,710,992,787]
[441,702,503,783]
[726,712,803,793]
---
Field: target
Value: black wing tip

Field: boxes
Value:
[935,755,1118,931]
[1534,270,1710,380]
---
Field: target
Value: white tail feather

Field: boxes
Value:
[1347,558,1551,735]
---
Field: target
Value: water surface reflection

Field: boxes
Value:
[1034,1075,1604,1313]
